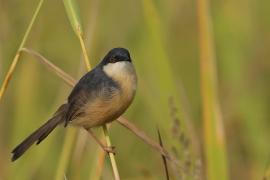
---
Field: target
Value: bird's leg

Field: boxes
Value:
[85,128,116,154]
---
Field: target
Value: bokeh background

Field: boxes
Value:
[0,0,270,179]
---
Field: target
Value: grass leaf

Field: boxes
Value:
[63,0,91,70]
[0,0,44,101]
[62,0,82,36]
[197,0,229,179]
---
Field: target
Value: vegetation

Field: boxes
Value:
[0,0,270,179]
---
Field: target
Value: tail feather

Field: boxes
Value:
[11,104,67,161]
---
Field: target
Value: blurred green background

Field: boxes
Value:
[0,0,270,179]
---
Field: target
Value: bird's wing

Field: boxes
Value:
[64,89,88,126]
[64,70,98,125]
[64,67,119,126]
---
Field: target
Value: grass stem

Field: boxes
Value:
[62,1,120,177]
[157,128,170,180]
[103,125,120,180]
[61,1,117,178]
[78,31,120,180]
[78,34,91,70]
[0,0,44,101]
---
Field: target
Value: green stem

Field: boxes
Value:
[19,0,44,49]
[102,125,120,180]
[0,0,44,101]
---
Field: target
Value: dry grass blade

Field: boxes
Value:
[157,128,170,180]
[117,117,168,158]
[0,0,44,101]
[0,53,20,101]
[117,117,180,167]
[20,48,76,86]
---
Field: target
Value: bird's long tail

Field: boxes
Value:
[11,104,67,161]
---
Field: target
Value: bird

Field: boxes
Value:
[11,47,137,161]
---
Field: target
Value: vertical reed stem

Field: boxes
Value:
[61,1,120,178]
[78,33,91,70]
[78,30,120,180]
[102,125,120,180]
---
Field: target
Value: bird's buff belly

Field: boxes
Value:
[70,95,133,128]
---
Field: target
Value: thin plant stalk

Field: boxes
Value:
[157,129,170,180]
[197,0,229,179]
[117,117,180,166]
[0,0,44,101]
[70,0,103,177]
[78,34,91,70]
[103,126,120,180]
[74,1,107,178]
[62,0,90,70]
[20,48,76,86]
[62,0,120,179]
[81,41,120,178]
[77,18,120,180]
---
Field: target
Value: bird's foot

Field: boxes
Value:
[103,146,116,154]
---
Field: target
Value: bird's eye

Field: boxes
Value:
[110,57,117,63]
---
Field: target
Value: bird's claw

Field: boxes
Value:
[103,146,116,154]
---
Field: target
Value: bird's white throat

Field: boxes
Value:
[103,61,134,79]
[103,61,137,92]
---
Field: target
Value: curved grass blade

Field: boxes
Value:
[63,0,91,70]
[20,48,76,86]
[62,0,82,36]
[0,0,44,101]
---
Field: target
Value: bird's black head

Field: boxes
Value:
[101,48,131,65]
